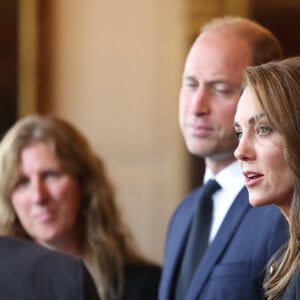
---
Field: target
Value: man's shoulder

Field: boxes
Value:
[173,187,203,216]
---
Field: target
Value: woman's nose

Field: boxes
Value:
[31,179,48,204]
[234,135,255,162]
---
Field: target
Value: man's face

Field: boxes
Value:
[179,31,252,162]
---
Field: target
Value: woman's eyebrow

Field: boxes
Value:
[251,113,267,124]
[233,113,266,128]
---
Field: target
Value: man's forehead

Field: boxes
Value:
[184,37,250,81]
[192,30,251,59]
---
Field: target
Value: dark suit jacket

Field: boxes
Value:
[159,187,288,300]
[123,264,161,300]
[0,236,100,300]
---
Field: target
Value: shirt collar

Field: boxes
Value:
[203,161,244,193]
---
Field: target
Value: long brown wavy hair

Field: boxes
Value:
[244,56,300,299]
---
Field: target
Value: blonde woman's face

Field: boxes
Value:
[234,87,294,218]
[11,141,82,251]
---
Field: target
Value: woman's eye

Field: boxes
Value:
[44,170,60,178]
[234,130,242,141]
[15,177,29,189]
[257,125,273,136]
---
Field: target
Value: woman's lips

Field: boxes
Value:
[35,209,55,222]
[243,171,264,187]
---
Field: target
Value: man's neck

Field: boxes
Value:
[205,155,236,176]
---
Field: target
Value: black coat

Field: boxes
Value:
[123,263,161,300]
[0,236,100,300]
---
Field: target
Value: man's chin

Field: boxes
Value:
[185,144,211,158]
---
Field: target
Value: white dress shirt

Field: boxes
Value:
[203,161,245,243]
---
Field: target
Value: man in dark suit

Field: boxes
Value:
[0,236,100,300]
[159,16,288,300]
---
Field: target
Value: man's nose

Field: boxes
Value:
[189,86,211,116]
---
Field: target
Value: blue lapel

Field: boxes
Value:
[186,187,250,300]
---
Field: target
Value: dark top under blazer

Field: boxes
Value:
[124,264,161,300]
[0,236,100,300]
[278,265,300,300]
[159,187,288,300]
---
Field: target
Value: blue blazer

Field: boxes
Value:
[159,187,288,300]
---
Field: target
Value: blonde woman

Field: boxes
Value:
[0,115,160,300]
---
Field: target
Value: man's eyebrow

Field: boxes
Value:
[182,76,237,85]
[182,75,196,81]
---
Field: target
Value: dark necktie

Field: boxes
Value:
[174,179,221,300]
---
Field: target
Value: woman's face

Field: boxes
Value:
[234,87,294,218]
[11,141,82,251]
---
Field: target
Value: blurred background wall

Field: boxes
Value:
[1,0,300,263]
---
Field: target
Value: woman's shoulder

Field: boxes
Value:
[123,263,161,300]
[278,265,300,300]
[124,262,161,277]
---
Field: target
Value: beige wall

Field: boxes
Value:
[19,0,251,263]
[40,0,188,263]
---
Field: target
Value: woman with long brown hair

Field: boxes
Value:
[234,56,300,299]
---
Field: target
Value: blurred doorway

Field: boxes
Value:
[0,0,17,137]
